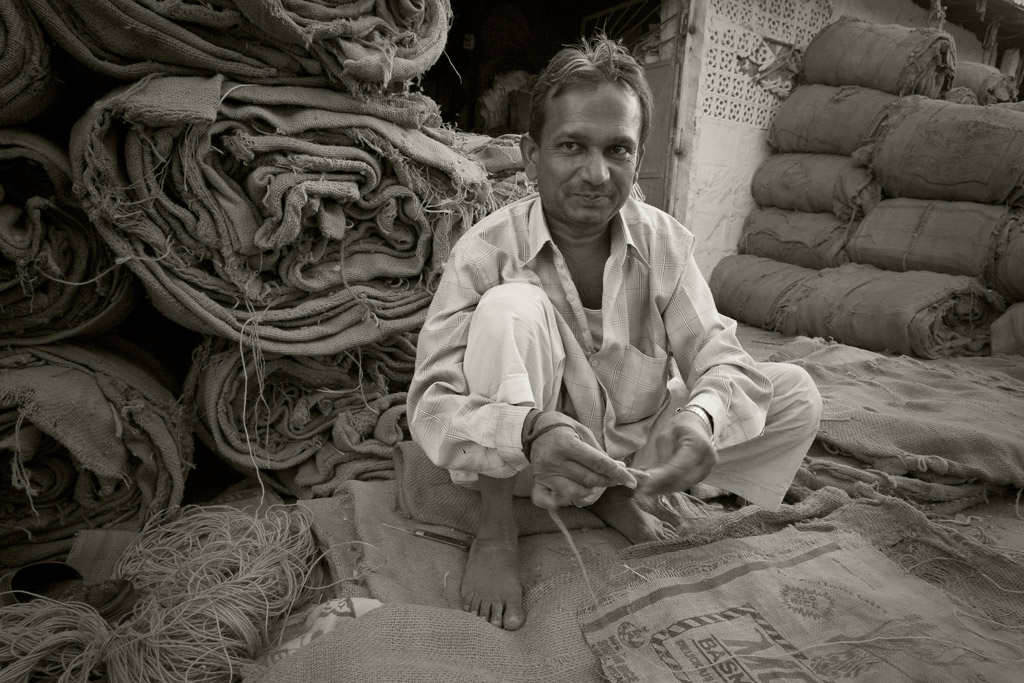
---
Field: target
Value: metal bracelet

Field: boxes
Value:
[676,404,714,440]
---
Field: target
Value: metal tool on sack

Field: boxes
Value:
[380,523,472,550]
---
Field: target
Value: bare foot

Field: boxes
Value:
[461,534,524,630]
[588,486,677,544]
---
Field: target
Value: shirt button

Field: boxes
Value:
[591,359,599,367]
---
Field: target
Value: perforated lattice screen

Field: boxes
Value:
[702,0,834,130]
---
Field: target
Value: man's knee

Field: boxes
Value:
[765,363,822,439]
[465,283,564,407]
[473,282,553,330]
[468,282,561,360]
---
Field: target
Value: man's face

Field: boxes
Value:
[521,82,643,237]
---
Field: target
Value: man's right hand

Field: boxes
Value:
[522,410,638,509]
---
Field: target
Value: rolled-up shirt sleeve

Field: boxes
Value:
[406,246,534,477]
[664,252,773,449]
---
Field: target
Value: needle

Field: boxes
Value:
[380,523,472,550]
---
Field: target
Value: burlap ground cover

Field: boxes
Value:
[248,486,1024,683]
[585,526,1020,682]
[770,336,1024,489]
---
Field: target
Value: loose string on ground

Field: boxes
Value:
[547,507,600,611]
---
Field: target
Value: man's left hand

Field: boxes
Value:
[633,409,717,495]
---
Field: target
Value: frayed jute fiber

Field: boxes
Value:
[0,504,321,683]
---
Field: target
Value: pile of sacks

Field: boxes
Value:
[711,17,1023,358]
[1,0,533,565]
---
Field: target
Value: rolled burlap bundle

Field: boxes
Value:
[0,0,59,126]
[0,341,192,568]
[0,129,137,345]
[739,208,850,270]
[711,254,1005,358]
[802,17,956,98]
[26,0,452,92]
[991,303,1024,356]
[185,333,418,499]
[942,86,980,104]
[751,153,881,221]
[768,85,897,156]
[858,96,1024,205]
[952,61,1017,105]
[847,198,1024,303]
[70,74,517,356]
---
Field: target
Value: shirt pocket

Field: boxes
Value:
[603,343,670,425]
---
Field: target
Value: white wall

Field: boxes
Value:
[670,0,984,278]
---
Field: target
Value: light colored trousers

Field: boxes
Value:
[459,283,822,511]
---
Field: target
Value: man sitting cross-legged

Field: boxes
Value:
[406,34,822,631]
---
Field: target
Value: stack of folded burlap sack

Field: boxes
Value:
[3,0,534,557]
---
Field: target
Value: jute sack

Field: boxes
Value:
[184,333,418,499]
[847,198,1024,303]
[739,208,850,270]
[992,303,1024,355]
[0,130,137,345]
[0,342,192,569]
[858,96,1024,205]
[802,16,955,98]
[710,254,1005,358]
[952,60,1018,104]
[768,84,897,155]
[750,153,880,221]
[942,85,980,104]
[25,0,452,91]
[70,74,499,356]
[708,255,813,331]
[0,0,59,126]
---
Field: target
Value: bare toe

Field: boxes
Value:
[503,596,524,631]
[460,537,524,631]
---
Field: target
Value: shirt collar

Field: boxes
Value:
[524,196,649,267]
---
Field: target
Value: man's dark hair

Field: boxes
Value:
[528,34,654,148]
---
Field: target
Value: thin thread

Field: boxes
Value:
[904,555,1024,594]
[238,309,269,508]
[9,412,39,518]
[953,610,1024,654]
[40,246,173,287]
[547,508,600,610]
